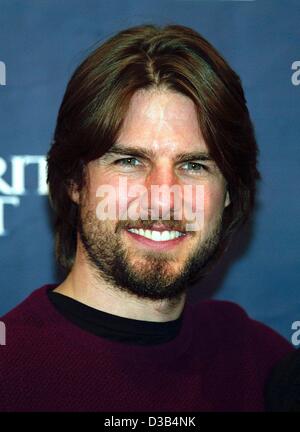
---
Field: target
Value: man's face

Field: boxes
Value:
[76,88,230,301]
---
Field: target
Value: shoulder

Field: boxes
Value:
[0,284,56,361]
[0,285,58,407]
[0,284,53,329]
[192,298,294,362]
[194,298,249,322]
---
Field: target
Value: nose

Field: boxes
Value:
[143,161,183,220]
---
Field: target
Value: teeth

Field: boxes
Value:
[127,228,185,242]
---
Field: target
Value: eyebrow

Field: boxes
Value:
[103,144,214,163]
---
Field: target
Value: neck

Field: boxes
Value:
[54,243,186,323]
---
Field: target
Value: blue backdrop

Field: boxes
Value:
[0,0,299,342]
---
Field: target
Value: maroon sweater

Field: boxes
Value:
[0,284,294,412]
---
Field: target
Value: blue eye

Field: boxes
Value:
[181,161,207,173]
[114,157,141,167]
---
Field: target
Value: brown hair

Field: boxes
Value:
[47,23,261,272]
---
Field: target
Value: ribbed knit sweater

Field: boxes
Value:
[0,284,294,412]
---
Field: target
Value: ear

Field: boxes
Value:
[68,181,80,205]
[224,190,231,208]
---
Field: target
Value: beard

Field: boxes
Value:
[77,206,223,302]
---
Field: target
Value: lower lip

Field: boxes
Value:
[124,229,190,251]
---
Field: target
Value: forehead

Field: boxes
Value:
[116,88,207,155]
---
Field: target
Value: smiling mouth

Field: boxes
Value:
[127,228,185,242]
[124,227,190,251]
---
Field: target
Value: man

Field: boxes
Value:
[0,23,293,411]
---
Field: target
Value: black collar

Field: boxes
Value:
[47,288,183,346]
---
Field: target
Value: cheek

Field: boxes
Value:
[182,183,225,232]
[202,183,226,227]
[89,173,139,220]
